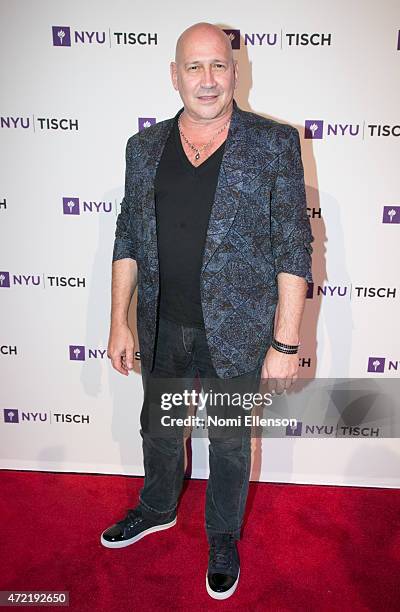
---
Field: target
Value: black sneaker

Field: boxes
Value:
[100,507,177,548]
[206,534,240,600]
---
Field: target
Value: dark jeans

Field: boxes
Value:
[137,315,263,542]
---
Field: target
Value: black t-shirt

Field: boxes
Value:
[154,109,226,328]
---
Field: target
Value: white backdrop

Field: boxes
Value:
[1,0,399,487]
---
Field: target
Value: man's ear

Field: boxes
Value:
[233,59,238,89]
[170,61,178,91]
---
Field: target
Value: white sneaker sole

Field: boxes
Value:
[206,567,240,600]
[100,516,177,548]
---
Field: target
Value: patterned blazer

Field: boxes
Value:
[112,99,314,378]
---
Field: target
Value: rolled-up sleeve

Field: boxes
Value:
[112,137,138,262]
[270,126,314,284]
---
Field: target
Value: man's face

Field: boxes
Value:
[170,30,238,121]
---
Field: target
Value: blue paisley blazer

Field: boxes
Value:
[112,99,314,378]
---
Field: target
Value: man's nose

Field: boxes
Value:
[200,65,217,88]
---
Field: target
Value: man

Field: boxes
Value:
[102,22,314,601]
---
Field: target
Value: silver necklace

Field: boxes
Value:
[178,114,230,161]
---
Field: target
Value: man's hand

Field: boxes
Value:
[107,323,135,376]
[261,346,299,394]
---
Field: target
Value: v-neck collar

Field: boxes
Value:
[173,108,226,174]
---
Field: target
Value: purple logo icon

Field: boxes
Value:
[367,357,385,373]
[397,30,400,50]
[0,271,10,288]
[306,282,314,299]
[70,345,85,361]
[138,117,156,131]
[4,408,19,423]
[63,197,80,215]
[286,421,302,436]
[382,206,400,224]
[305,120,324,139]
[222,29,241,49]
[52,26,71,47]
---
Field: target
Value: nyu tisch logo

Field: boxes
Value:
[365,356,400,374]
[51,26,106,47]
[305,120,324,139]
[306,282,314,299]
[367,357,385,373]
[69,345,86,361]
[52,26,72,47]
[222,29,241,49]
[382,206,400,224]
[3,409,19,423]
[62,197,112,215]
[138,117,156,131]
[0,271,10,288]
[69,345,107,360]
[63,197,80,215]
[286,421,302,436]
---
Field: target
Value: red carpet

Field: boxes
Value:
[1,471,399,610]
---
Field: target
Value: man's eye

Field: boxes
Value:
[188,66,198,70]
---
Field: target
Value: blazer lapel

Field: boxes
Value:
[141,118,175,274]
[200,99,250,275]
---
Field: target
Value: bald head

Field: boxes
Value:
[175,22,233,65]
[170,22,238,123]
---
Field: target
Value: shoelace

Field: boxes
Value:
[117,508,143,528]
[209,535,234,570]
